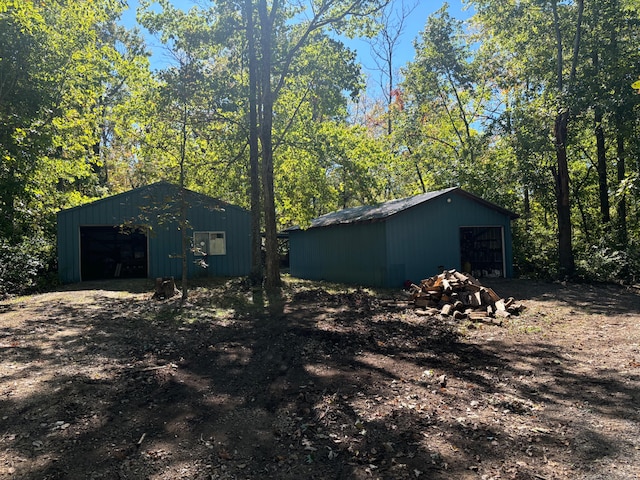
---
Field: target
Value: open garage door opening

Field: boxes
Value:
[460,226,505,278]
[80,226,148,281]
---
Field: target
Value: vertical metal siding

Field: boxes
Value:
[57,183,251,283]
[289,221,387,287]
[289,190,515,288]
[184,196,251,278]
[386,191,514,286]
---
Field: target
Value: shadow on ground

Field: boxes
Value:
[1,278,639,479]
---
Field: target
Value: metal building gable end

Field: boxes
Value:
[57,182,251,283]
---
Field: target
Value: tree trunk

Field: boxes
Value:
[591,5,610,225]
[553,110,574,276]
[550,0,582,277]
[246,0,263,286]
[180,192,189,304]
[258,0,281,290]
[523,187,531,232]
[594,107,610,224]
[180,104,189,304]
[387,51,393,136]
[611,3,628,249]
[0,168,16,240]
[615,120,627,247]
[180,188,189,304]
[415,161,426,194]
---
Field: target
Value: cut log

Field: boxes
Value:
[153,277,178,299]
[508,303,525,314]
[380,300,410,308]
[465,283,482,293]
[480,288,493,305]
[441,304,453,316]
[415,296,431,308]
[453,271,469,282]
[470,291,482,307]
[465,273,482,285]
[485,287,501,302]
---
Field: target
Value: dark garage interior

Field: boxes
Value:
[80,226,148,281]
[459,226,504,277]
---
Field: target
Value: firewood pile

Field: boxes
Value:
[153,276,180,300]
[408,269,524,324]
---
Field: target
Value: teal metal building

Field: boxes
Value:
[57,182,251,283]
[286,187,518,288]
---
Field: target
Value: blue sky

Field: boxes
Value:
[120,1,472,81]
[358,1,472,67]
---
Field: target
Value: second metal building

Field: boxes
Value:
[286,187,518,288]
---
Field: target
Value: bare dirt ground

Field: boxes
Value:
[1,277,639,480]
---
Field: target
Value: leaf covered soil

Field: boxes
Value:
[1,278,639,479]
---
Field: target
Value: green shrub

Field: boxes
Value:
[575,240,640,284]
[0,236,57,297]
[512,224,558,280]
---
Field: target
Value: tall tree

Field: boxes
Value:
[586,0,610,225]
[139,0,227,301]
[247,0,390,289]
[138,0,388,289]
[472,0,586,276]
[245,0,263,285]
[91,21,150,188]
[608,0,640,248]
[550,0,583,276]
[369,0,417,135]
[0,2,52,239]
[399,5,498,193]
[0,0,150,294]
[0,0,146,239]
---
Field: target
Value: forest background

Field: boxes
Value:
[1,0,639,295]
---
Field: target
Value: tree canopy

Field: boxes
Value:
[2,0,640,294]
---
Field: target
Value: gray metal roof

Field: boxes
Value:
[57,181,247,215]
[286,187,518,231]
